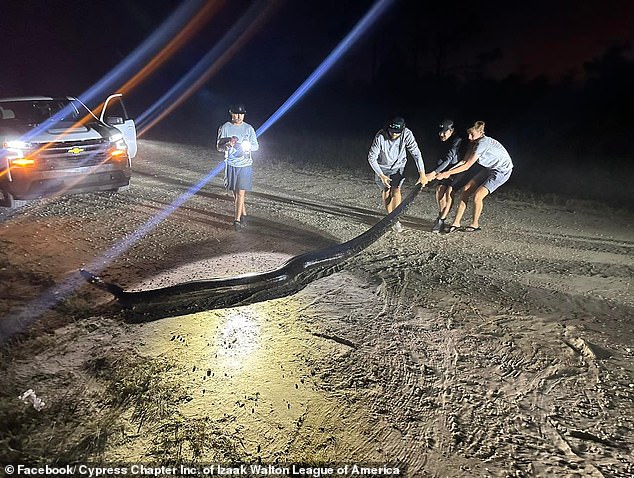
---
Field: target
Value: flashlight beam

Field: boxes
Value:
[256,0,395,137]
[0,161,226,341]
[78,0,210,109]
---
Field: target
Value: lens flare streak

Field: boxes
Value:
[78,0,211,109]
[138,0,280,136]
[0,161,227,339]
[86,161,226,274]
[1,1,216,213]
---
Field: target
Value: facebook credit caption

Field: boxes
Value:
[3,463,404,477]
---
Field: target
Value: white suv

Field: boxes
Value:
[0,94,137,208]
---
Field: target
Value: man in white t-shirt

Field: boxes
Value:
[216,104,259,231]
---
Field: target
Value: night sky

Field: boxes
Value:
[2,0,633,191]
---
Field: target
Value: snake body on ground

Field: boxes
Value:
[81,184,422,321]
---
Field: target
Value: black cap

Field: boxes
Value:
[229,104,246,114]
[439,119,454,133]
[387,117,406,134]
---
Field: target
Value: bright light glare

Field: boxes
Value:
[217,308,260,369]
[4,140,30,150]
[0,1,398,342]
[241,140,252,152]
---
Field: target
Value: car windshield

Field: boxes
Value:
[0,98,94,125]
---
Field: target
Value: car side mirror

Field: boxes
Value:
[106,116,124,125]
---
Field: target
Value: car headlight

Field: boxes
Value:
[110,139,128,158]
[108,133,127,158]
[4,140,32,150]
[2,140,33,162]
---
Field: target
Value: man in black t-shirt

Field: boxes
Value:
[429,119,463,232]
[427,119,484,233]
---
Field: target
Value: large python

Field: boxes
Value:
[81,184,422,321]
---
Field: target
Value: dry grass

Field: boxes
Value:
[0,350,245,464]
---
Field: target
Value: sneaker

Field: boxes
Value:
[233,220,242,231]
[240,215,248,226]
[431,217,445,233]
[393,221,404,232]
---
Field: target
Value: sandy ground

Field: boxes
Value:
[1,139,633,477]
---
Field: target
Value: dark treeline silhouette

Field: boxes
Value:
[243,42,632,205]
[146,43,633,205]
[128,0,633,205]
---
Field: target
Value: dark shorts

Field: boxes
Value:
[436,164,459,187]
[375,169,405,191]
[451,163,487,191]
[225,165,253,191]
[437,177,453,187]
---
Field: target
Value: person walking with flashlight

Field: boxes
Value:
[217,104,259,231]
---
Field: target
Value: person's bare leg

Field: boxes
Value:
[451,195,467,228]
[436,185,447,216]
[450,181,476,228]
[234,190,246,221]
[382,189,391,213]
[387,187,402,213]
[440,186,453,219]
[436,184,446,216]
[470,186,489,229]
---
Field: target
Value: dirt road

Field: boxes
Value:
[1,139,633,477]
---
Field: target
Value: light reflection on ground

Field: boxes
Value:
[117,293,374,462]
[97,274,388,463]
[216,307,260,369]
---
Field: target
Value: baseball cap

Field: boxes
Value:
[229,104,247,114]
[439,119,454,133]
[387,117,406,134]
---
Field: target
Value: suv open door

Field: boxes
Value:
[100,94,137,159]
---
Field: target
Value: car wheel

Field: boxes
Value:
[0,190,27,208]
[0,190,15,208]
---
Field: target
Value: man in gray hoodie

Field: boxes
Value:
[367,117,429,232]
